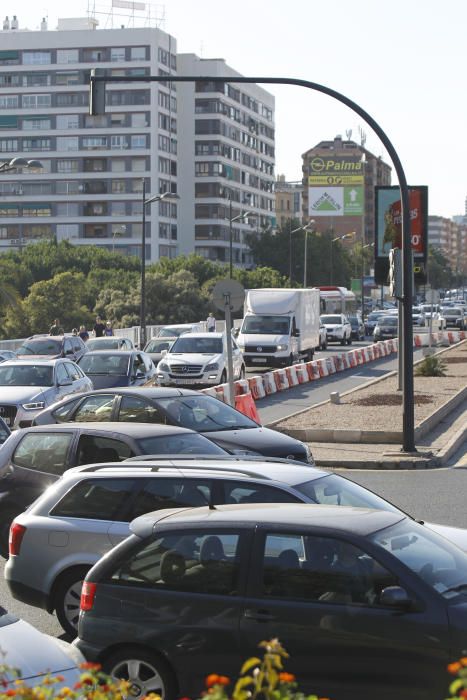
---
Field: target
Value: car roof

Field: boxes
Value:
[79,350,138,356]
[0,358,66,367]
[171,332,223,339]
[130,503,404,539]
[14,421,198,438]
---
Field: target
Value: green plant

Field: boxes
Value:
[415,354,447,377]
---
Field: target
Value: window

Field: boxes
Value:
[57,136,79,151]
[51,478,135,520]
[222,481,300,505]
[131,113,148,128]
[131,46,147,61]
[22,137,51,152]
[56,93,87,107]
[71,395,115,422]
[57,159,79,173]
[159,245,178,259]
[0,95,18,109]
[56,224,79,239]
[56,49,79,64]
[110,113,126,127]
[131,157,146,172]
[83,136,107,149]
[22,117,51,130]
[76,435,132,465]
[56,114,79,130]
[22,203,51,217]
[0,138,18,152]
[56,363,69,384]
[111,530,242,595]
[56,203,79,217]
[111,179,126,193]
[64,361,84,381]
[111,201,126,216]
[23,73,51,87]
[22,94,51,109]
[260,533,398,606]
[56,181,80,195]
[110,135,127,150]
[111,159,126,172]
[130,135,147,149]
[118,396,165,423]
[0,205,19,217]
[23,52,51,65]
[129,479,212,520]
[12,432,73,475]
[111,47,126,62]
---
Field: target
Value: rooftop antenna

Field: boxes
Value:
[345,129,352,141]
[359,125,367,147]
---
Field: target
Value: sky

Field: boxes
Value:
[12,0,467,219]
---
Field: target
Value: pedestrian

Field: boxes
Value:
[71,328,78,336]
[93,316,106,338]
[79,325,89,342]
[206,312,216,332]
[49,318,63,336]
[104,320,114,336]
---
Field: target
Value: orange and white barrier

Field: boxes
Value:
[307,361,321,380]
[248,375,266,400]
[325,356,337,374]
[273,368,290,391]
[234,378,250,396]
[315,358,329,377]
[285,365,300,387]
[295,363,309,384]
[262,371,277,394]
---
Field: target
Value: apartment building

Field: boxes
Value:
[177,54,275,267]
[428,215,467,276]
[0,16,179,261]
[274,175,303,229]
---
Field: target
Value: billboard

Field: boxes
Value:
[308,156,364,218]
[374,186,428,284]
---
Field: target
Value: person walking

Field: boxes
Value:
[49,319,63,336]
[79,325,89,342]
[104,321,114,336]
[206,312,216,332]
[93,316,106,337]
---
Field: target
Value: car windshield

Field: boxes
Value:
[370,519,467,600]
[321,315,342,324]
[78,354,130,375]
[295,474,402,513]
[349,317,359,326]
[444,309,461,316]
[86,338,122,350]
[380,318,398,326]
[137,433,226,455]
[170,337,223,354]
[16,339,61,355]
[145,339,174,353]
[0,364,54,386]
[157,395,257,431]
[241,315,290,335]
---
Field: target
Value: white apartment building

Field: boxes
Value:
[0,16,179,261]
[177,54,275,267]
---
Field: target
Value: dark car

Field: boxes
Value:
[75,503,467,700]
[365,311,384,336]
[15,335,87,363]
[348,315,365,340]
[373,316,398,341]
[77,350,156,389]
[0,422,226,557]
[32,388,314,464]
[0,417,11,445]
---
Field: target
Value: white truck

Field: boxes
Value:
[236,288,320,368]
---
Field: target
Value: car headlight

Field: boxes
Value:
[22,401,45,410]
[276,344,288,351]
[205,363,219,372]
[158,362,169,372]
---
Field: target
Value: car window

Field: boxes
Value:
[170,337,223,354]
[64,362,83,381]
[76,435,133,464]
[56,363,69,385]
[73,395,115,421]
[0,419,10,444]
[16,339,61,356]
[320,315,342,324]
[50,478,135,520]
[72,339,83,353]
[294,474,401,514]
[110,530,243,596]
[52,397,83,421]
[118,396,166,423]
[157,395,256,431]
[12,432,73,475]
[64,339,74,355]
[222,481,301,505]
[79,354,129,376]
[129,478,212,519]
[260,532,398,606]
[137,433,226,456]
[133,354,146,374]
[0,364,53,387]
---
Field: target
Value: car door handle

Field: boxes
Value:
[243,608,275,622]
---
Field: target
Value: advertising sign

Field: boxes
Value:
[308,186,363,217]
[308,156,363,176]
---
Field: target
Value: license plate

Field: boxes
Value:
[173,378,201,385]
[252,358,267,363]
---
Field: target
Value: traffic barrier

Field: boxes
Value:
[326,356,337,374]
[285,365,299,387]
[295,363,310,384]
[262,371,277,394]
[273,368,290,391]
[215,383,228,403]
[414,334,422,348]
[315,358,329,377]
[235,392,261,423]
[347,350,357,367]
[308,361,321,380]
[201,386,219,399]
[234,378,250,396]
[333,354,344,372]
[460,330,466,341]
[361,346,371,363]
[339,352,350,370]
[248,375,266,400]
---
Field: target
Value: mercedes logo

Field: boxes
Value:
[256,346,262,352]
[182,366,188,373]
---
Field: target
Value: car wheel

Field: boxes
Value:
[340,337,345,346]
[54,567,90,637]
[103,647,176,700]
[347,335,352,345]
[0,508,19,559]
[220,370,227,383]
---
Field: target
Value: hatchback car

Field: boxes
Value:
[0,422,226,557]
[0,359,92,429]
[319,314,352,345]
[373,315,398,341]
[77,350,156,389]
[6,457,466,638]
[85,337,135,351]
[156,332,245,387]
[74,502,467,700]
[32,387,314,464]
[16,335,88,362]
[0,604,84,687]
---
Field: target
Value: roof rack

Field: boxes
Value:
[124,454,308,467]
[72,459,274,480]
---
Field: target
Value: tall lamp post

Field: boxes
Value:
[140,181,179,348]
[0,158,44,253]
[330,232,355,284]
[288,220,315,287]
[228,199,253,278]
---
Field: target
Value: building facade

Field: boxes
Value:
[274,175,303,229]
[177,54,275,267]
[0,16,179,261]
[428,215,467,280]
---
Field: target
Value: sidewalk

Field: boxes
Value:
[308,399,467,470]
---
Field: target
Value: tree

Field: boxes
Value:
[428,246,452,290]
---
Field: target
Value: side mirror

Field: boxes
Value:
[293,328,300,337]
[379,586,414,610]
[161,349,167,357]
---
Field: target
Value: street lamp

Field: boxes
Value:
[288,220,315,287]
[330,232,355,284]
[140,181,179,348]
[361,242,375,322]
[228,200,253,278]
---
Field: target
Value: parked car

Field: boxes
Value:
[373,316,398,341]
[440,306,466,330]
[0,604,84,687]
[0,422,226,557]
[32,387,314,464]
[0,349,17,363]
[319,314,352,345]
[365,311,384,335]
[7,458,466,638]
[73,502,467,700]
[0,359,93,430]
[156,332,245,386]
[143,336,177,365]
[86,337,135,351]
[77,350,156,389]
[0,416,11,444]
[348,315,365,340]
[156,323,203,338]
[15,335,88,363]
[316,323,327,350]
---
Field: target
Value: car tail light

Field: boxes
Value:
[9,522,26,556]
[80,581,97,611]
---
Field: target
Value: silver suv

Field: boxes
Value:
[6,457,465,637]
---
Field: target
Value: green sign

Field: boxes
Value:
[343,186,363,215]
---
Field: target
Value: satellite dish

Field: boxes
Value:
[212,279,245,312]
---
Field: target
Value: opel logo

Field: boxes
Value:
[256,346,262,352]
